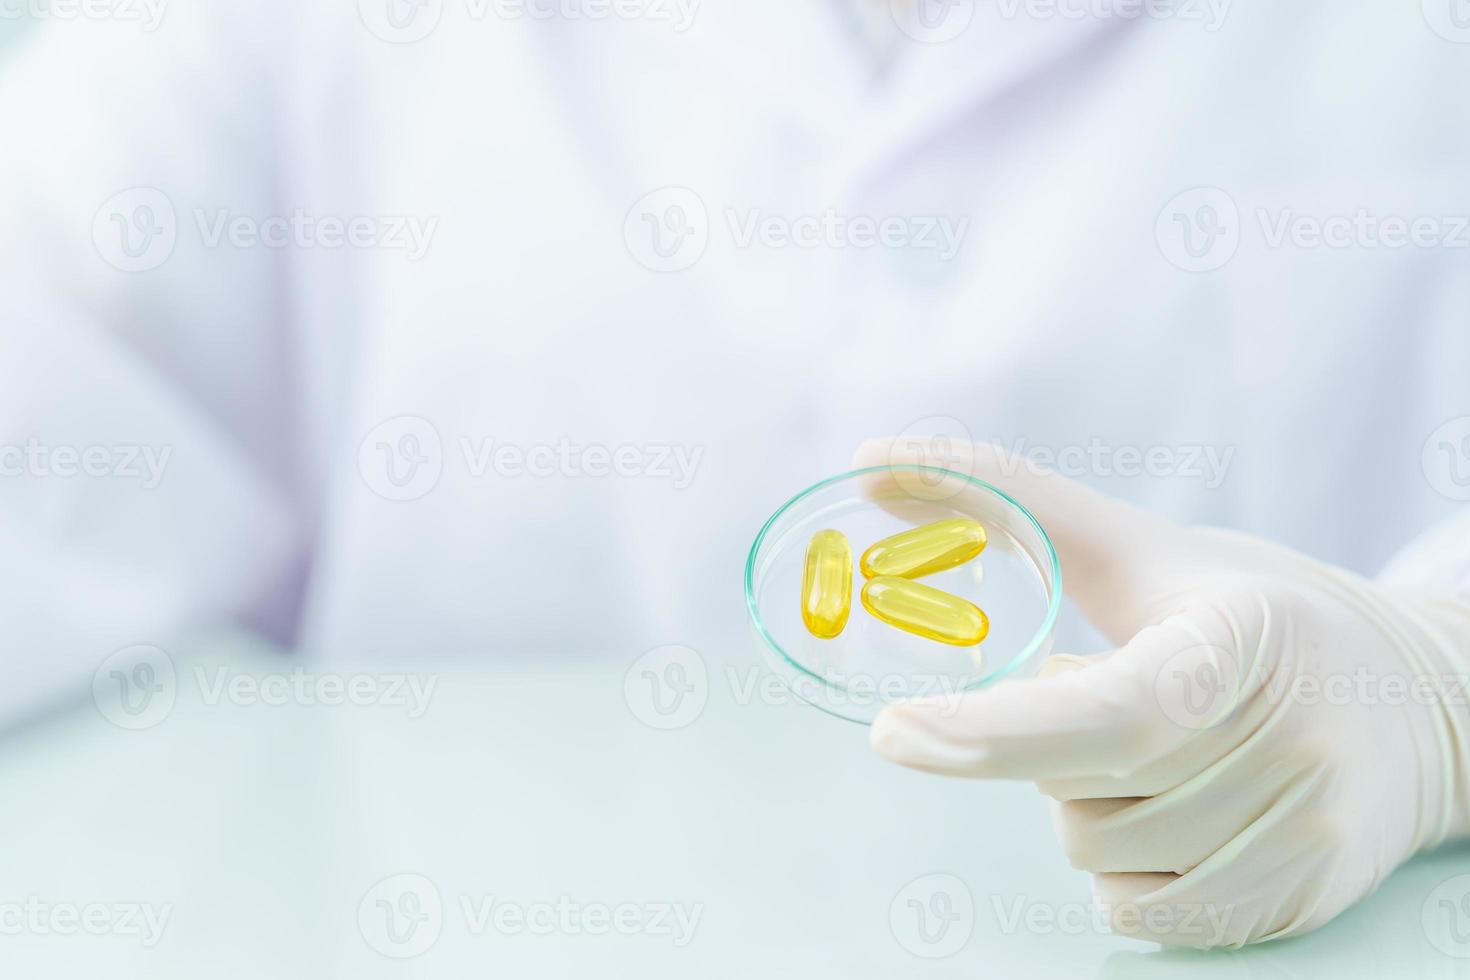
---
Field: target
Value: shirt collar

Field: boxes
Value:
[831,3,1142,189]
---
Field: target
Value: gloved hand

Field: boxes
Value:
[856,439,1470,948]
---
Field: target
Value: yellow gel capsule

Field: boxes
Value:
[801,529,852,639]
[859,519,988,580]
[861,576,989,647]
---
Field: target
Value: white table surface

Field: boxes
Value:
[3,634,1470,979]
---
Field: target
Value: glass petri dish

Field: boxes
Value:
[745,465,1062,724]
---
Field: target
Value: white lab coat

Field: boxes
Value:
[0,0,1467,720]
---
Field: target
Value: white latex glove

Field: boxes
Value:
[856,439,1470,948]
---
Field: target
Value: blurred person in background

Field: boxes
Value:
[1,0,1467,946]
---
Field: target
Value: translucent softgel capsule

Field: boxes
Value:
[861,576,989,647]
[859,518,988,580]
[801,529,852,639]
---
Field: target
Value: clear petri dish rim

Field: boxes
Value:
[743,464,1064,705]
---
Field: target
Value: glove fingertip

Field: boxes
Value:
[1038,653,1091,678]
[870,695,970,770]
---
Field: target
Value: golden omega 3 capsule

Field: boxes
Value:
[861,576,989,647]
[859,518,988,580]
[801,529,852,639]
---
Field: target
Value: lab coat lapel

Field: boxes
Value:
[835,9,1139,191]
